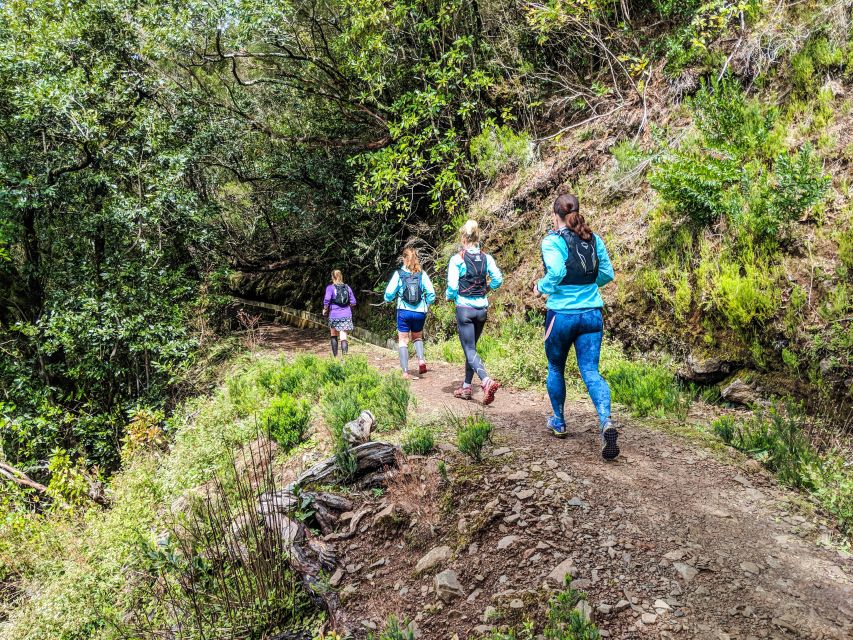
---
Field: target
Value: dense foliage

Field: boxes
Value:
[1,0,719,475]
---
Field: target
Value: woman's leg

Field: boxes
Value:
[574,312,611,428]
[339,330,349,355]
[411,330,425,364]
[397,331,411,375]
[544,312,571,425]
[329,328,339,357]
[456,307,489,384]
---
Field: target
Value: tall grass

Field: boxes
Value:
[711,405,853,532]
[429,311,691,420]
[0,353,411,640]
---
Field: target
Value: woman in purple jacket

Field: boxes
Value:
[322,269,356,357]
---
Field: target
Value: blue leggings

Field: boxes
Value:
[544,308,611,428]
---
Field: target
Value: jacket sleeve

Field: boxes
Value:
[383,270,400,303]
[446,255,460,301]
[595,236,614,288]
[537,235,566,295]
[323,285,332,308]
[347,285,357,307]
[421,271,437,305]
[486,254,503,290]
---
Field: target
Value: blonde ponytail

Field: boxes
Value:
[460,219,480,246]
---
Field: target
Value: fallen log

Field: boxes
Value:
[293,441,400,488]
[254,441,401,635]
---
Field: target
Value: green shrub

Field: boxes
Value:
[322,382,369,438]
[369,615,415,640]
[375,373,411,431]
[649,152,740,226]
[544,578,600,640]
[471,123,533,179]
[610,139,647,173]
[711,415,736,444]
[227,372,265,417]
[402,424,435,455]
[710,404,853,532]
[836,224,853,275]
[706,253,781,329]
[261,393,310,451]
[650,78,828,246]
[792,36,845,95]
[454,413,494,462]
[604,359,688,419]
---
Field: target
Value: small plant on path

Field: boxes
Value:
[452,412,494,462]
[402,424,435,455]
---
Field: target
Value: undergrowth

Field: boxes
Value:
[0,353,409,640]
[452,412,494,462]
[402,424,436,456]
[429,311,692,420]
[711,405,852,533]
[485,577,600,639]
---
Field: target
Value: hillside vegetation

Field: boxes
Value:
[1,0,852,638]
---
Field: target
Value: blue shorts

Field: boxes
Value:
[397,309,427,333]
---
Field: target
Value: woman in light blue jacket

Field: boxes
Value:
[384,247,436,378]
[533,194,617,459]
[446,219,503,404]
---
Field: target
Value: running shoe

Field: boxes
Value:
[453,385,472,400]
[547,416,567,438]
[481,379,500,406]
[401,371,412,380]
[418,361,428,375]
[601,421,619,461]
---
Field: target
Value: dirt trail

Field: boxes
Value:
[260,323,852,640]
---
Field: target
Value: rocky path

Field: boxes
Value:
[259,323,852,640]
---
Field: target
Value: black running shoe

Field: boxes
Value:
[601,422,619,461]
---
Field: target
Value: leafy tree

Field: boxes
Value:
[0,0,217,469]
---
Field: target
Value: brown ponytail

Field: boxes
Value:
[553,194,593,241]
[402,247,422,273]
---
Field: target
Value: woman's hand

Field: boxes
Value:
[531,280,541,297]
[322,307,328,316]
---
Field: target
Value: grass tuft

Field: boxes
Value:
[402,424,436,456]
[452,413,494,462]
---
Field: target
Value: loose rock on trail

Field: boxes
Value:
[260,323,852,639]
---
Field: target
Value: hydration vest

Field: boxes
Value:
[332,283,350,306]
[546,229,599,285]
[398,269,423,305]
[458,251,488,297]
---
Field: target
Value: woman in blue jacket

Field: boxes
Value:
[384,247,436,378]
[446,219,503,405]
[533,194,618,459]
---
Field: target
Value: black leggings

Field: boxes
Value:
[456,306,489,384]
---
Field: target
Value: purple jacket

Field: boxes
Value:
[323,284,356,320]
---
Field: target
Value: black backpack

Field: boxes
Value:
[554,229,599,285]
[332,283,350,306]
[398,269,423,305]
[458,251,488,297]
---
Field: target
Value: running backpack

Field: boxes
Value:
[552,229,599,285]
[398,269,423,305]
[332,283,350,306]
[458,251,488,297]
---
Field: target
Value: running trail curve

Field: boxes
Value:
[259,323,852,640]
